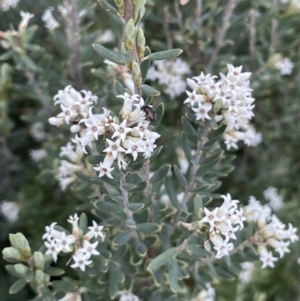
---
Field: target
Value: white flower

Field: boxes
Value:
[58,291,82,301]
[87,221,105,240]
[42,222,62,241]
[191,103,212,121]
[30,149,47,162]
[0,0,19,11]
[263,187,284,211]
[191,284,215,301]
[201,207,221,228]
[71,250,93,271]
[116,291,140,301]
[30,122,47,141]
[103,138,126,160]
[214,240,234,259]
[45,239,62,262]
[112,119,132,142]
[275,57,294,75]
[259,250,278,269]
[67,213,79,227]
[82,240,100,258]
[42,7,60,30]
[56,232,76,253]
[19,11,34,28]
[0,201,20,223]
[94,161,114,179]
[239,262,255,284]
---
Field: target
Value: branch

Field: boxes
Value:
[207,0,236,71]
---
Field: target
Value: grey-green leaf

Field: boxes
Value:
[9,279,27,294]
[113,232,132,245]
[136,223,161,233]
[44,267,65,277]
[182,116,198,141]
[193,195,203,219]
[128,203,145,212]
[148,248,178,272]
[141,46,151,82]
[93,44,130,65]
[51,280,78,292]
[153,102,164,129]
[168,258,179,292]
[97,0,118,14]
[145,49,183,61]
[140,84,160,97]
[79,213,88,233]
[150,164,171,184]
[174,165,187,186]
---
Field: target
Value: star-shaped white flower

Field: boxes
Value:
[103,138,126,160]
[201,207,221,228]
[71,250,93,271]
[191,103,212,121]
[260,250,278,269]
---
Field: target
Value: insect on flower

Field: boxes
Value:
[141,105,156,122]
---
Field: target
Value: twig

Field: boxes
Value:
[207,0,236,71]
[195,0,203,38]
[120,172,139,241]
[66,0,84,90]
[163,5,173,49]
[171,123,210,228]
[270,0,279,55]
[249,9,257,71]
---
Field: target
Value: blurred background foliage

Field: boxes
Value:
[0,0,299,300]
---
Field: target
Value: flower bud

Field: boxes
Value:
[35,269,45,284]
[9,233,31,259]
[125,19,136,52]
[114,0,124,17]
[2,247,22,260]
[132,60,142,87]
[70,124,81,133]
[14,263,29,276]
[136,28,145,61]
[133,0,146,21]
[33,252,45,269]
[48,117,65,127]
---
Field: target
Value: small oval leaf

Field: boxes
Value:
[136,223,161,233]
[9,279,27,294]
[147,248,178,272]
[145,49,183,61]
[113,232,132,245]
[140,84,160,97]
[150,164,171,184]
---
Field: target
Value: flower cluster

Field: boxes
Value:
[43,214,105,271]
[147,58,190,98]
[263,187,284,211]
[58,142,84,190]
[49,85,98,129]
[199,193,246,259]
[49,87,160,179]
[185,64,262,150]
[244,196,298,268]
[0,201,20,223]
[191,284,215,301]
[0,0,19,11]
